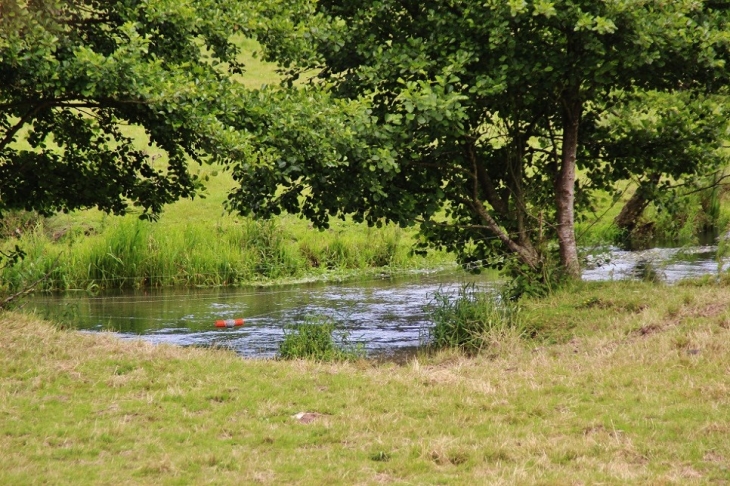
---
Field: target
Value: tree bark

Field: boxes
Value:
[470,198,540,269]
[614,173,661,232]
[555,100,582,279]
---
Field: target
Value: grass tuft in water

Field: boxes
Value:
[278,316,365,361]
[425,283,523,354]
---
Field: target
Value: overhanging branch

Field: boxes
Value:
[1,97,158,150]
[0,101,54,150]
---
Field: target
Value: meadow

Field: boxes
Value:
[1,280,728,485]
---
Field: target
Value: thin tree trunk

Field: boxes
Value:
[555,101,581,279]
[471,198,540,269]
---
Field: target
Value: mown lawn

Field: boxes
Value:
[1,280,729,485]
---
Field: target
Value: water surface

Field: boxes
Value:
[28,270,495,358]
[26,245,727,358]
[582,245,726,282]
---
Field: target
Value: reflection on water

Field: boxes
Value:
[25,245,728,358]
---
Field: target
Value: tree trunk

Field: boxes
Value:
[555,101,582,279]
[614,174,661,232]
[470,195,541,270]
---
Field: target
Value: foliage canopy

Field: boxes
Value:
[0,0,255,220]
[238,0,730,283]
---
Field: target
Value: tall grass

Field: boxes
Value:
[424,283,523,354]
[278,316,364,361]
[0,215,439,291]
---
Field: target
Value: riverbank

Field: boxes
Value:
[2,280,728,484]
[4,180,726,293]
[0,164,453,292]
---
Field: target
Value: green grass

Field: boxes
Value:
[575,185,631,247]
[1,39,451,289]
[233,36,283,89]
[279,316,365,361]
[1,209,449,291]
[0,162,451,291]
[2,280,729,484]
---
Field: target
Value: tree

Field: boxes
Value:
[585,91,730,236]
[235,0,730,284]
[0,0,256,221]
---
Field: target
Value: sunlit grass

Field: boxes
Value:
[2,203,449,291]
[233,36,283,89]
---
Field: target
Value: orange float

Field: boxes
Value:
[215,318,245,328]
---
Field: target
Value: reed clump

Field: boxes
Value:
[424,283,523,354]
[278,315,364,361]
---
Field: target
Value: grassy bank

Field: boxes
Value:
[5,171,727,292]
[2,280,728,484]
[0,163,452,291]
[1,213,448,291]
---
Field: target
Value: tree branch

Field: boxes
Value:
[1,96,160,150]
[463,154,539,268]
[676,173,730,197]
[0,254,61,310]
[466,141,509,217]
[0,101,55,150]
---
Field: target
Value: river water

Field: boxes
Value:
[24,245,728,358]
[581,245,725,282]
[27,270,495,358]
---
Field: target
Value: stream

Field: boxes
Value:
[24,245,728,358]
